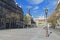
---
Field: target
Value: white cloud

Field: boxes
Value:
[27,0,44,4]
[33,11,37,13]
[32,6,39,13]
[33,6,39,10]
[26,6,32,9]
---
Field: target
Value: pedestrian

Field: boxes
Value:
[48,24,52,37]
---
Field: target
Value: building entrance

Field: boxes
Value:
[6,23,9,29]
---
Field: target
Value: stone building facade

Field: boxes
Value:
[0,0,24,29]
[47,0,60,28]
[55,0,60,28]
[34,16,46,27]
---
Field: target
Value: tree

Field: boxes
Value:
[24,15,31,27]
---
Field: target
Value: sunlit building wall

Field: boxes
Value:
[34,16,46,27]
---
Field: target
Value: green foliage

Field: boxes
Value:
[24,15,31,25]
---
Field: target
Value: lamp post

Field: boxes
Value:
[45,8,49,37]
[45,8,48,18]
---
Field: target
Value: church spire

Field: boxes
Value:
[28,9,32,16]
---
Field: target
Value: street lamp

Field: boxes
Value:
[45,8,49,37]
[45,8,48,18]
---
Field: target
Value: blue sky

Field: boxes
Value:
[16,0,58,18]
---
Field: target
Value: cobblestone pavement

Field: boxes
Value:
[0,28,60,40]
